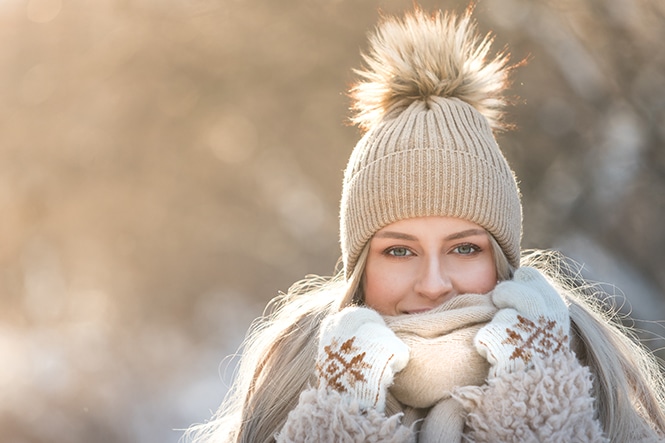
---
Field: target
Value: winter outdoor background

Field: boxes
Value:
[1,0,665,441]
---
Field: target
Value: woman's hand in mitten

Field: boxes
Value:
[316,306,410,412]
[474,266,571,374]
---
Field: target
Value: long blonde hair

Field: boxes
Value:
[185,238,665,443]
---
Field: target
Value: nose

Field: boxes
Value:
[414,256,454,301]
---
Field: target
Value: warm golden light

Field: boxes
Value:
[1,0,664,442]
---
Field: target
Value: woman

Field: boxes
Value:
[186,7,665,442]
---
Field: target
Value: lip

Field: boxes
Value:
[404,308,433,315]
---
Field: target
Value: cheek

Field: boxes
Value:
[363,264,407,314]
[456,260,497,294]
[363,270,388,307]
[476,274,498,294]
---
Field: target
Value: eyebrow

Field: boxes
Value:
[374,228,486,242]
[444,228,487,241]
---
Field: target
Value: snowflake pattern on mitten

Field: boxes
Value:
[503,314,569,365]
[475,267,572,374]
[317,337,371,393]
[315,307,409,412]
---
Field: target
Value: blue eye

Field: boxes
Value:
[454,244,478,255]
[387,247,411,257]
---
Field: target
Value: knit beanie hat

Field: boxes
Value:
[340,7,523,278]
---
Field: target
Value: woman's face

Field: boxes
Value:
[363,216,497,316]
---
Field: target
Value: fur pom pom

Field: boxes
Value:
[351,7,515,131]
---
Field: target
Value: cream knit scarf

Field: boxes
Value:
[383,294,498,443]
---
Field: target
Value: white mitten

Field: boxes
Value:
[316,306,410,412]
[475,266,571,374]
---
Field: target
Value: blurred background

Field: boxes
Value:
[1,0,664,441]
